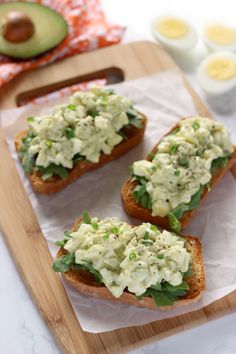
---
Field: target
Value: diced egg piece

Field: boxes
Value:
[203,23,236,52]
[197,51,236,95]
[152,16,198,52]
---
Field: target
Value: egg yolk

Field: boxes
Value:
[206,25,236,45]
[156,17,188,39]
[206,58,236,80]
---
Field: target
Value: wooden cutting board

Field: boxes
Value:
[0,41,236,354]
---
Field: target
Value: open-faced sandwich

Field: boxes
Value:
[122,116,236,232]
[52,212,205,310]
[15,87,147,194]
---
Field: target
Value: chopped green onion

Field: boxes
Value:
[103,234,109,240]
[92,223,99,230]
[174,169,180,176]
[142,239,153,245]
[65,127,75,139]
[46,140,53,148]
[157,253,164,259]
[170,144,178,154]
[27,116,34,123]
[67,104,77,111]
[179,157,189,168]
[129,251,137,260]
[150,225,158,232]
[193,121,200,131]
[111,227,118,234]
[151,165,157,172]
[88,110,99,118]
[144,231,149,239]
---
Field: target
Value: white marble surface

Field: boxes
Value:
[1,0,236,353]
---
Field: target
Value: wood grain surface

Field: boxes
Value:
[0,41,235,354]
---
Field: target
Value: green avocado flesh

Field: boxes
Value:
[0,2,68,59]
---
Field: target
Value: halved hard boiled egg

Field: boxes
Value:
[203,23,236,52]
[152,16,198,52]
[197,51,236,94]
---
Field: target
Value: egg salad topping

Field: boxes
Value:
[132,117,233,232]
[206,58,236,80]
[19,87,143,180]
[156,17,188,39]
[206,25,236,45]
[53,213,191,306]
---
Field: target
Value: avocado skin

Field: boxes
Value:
[0,2,68,59]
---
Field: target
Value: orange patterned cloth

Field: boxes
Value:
[0,0,125,87]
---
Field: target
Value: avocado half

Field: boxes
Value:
[0,2,68,59]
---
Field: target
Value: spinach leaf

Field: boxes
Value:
[52,253,103,283]
[55,240,66,247]
[55,231,73,247]
[73,153,85,163]
[118,130,128,140]
[150,283,162,291]
[184,265,194,278]
[168,212,181,233]
[147,151,156,160]
[55,165,69,179]
[129,116,143,129]
[126,108,138,118]
[19,132,36,174]
[37,164,69,181]
[82,211,91,224]
[52,253,75,272]
[145,288,174,306]
[36,164,55,180]
[187,186,203,210]
[171,186,204,221]
[22,153,35,174]
[140,280,190,307]
[171,204,188,220]
[74,262,103,283]
[133,182,152,209]
[126,108,143,129]
[162,280,189,298]
[211,155,230,175]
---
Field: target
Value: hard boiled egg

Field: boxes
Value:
[152,16,198,53]
[197,51,236,94]
[203,23,236,52]
[197,51,236,113]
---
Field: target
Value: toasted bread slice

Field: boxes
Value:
[56,219,205,310]
[121,120,236,230]
[15,115,147,194]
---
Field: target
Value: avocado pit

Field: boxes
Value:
[2,11,34,43]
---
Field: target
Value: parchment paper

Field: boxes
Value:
[1,70,236,333]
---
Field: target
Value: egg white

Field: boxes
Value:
[152,16,198,53]
[197,51,236,95]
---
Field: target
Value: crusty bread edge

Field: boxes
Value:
[121,118,236,230]
[15,114,147,194]
[55,218,205,310]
